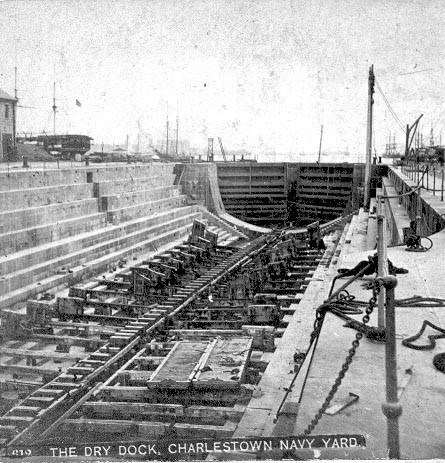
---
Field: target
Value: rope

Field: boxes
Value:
[402,320,445,350]
[382,167,428,199]
[332,294,445,308]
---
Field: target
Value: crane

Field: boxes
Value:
[218,137,227,161]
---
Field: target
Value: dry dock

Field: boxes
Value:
[0,161,444,461]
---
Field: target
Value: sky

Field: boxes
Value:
[1,0,445,160]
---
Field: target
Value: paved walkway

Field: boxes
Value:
[291,231,445,459]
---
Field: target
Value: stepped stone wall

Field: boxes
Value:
[0,163,201,310]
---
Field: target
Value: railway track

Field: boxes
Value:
[1,234,272,447]
[0,213,353,450]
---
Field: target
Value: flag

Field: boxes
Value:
[75,99,82,107]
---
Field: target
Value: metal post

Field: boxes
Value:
[416,186,422,235]
[376,205,387,329]
[433,168,436,195]
[426,168,429,190]
[380,275,401,459]
[364,65,375,211]
[440,171,444,201]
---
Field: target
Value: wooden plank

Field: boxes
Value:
[31,334,103,347]
[169,329,244,337]
[39,382,103,440]
[188,340,218,381]
[100,386,243,406]
[82,402,245,421]
[149,341,208,386]
[61,418,237,438]
[83,402,184,419]
[0,416,34,427]
[0,363,56,376]
[12,406,41,417]
[50,321,117,330]
[194,337,253,389]
[0,347,85,361]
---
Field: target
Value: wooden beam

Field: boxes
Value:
[100,386,244,406]
[31,334,103,347]
[39,382,103,440]
[0,347,85,361]
[148,341,181,382]
[51,321,118,332]
[0,363,57,376]
[60,418,237,438]
[101,348,146,388]
[82,401,245,422]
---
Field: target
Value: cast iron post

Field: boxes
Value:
[379,275,401,459]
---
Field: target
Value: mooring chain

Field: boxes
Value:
[303,282,380,435]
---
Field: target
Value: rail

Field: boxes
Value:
[401,162,445,200]
[2,234,275,448]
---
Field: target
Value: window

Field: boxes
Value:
[5,104,9,119]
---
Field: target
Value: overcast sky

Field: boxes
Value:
[1,0,444,159]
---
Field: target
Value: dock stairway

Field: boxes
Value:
[0,164,242,310]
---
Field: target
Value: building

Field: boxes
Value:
[16,134,92,160]
[0,88,17,161]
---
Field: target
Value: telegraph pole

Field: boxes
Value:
[364,65,375,211]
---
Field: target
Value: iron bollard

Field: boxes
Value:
[378,275,401,459]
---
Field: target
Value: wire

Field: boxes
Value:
[375,79,405,130]
[375,79,405,133]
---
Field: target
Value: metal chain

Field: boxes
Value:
[303,282,380,435]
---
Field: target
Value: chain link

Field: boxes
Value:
[303,281,380,435]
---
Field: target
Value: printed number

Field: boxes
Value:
[11,449,32,457]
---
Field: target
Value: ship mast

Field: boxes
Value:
[317,124,323,163]
[52,79,57,135]
[166,115,169,156]
[364,65,375,211]
[175,115,179,156]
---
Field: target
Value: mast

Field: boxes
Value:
[166,115,169,156]
[175,115,179,156]
[137,120,141,153]
[52,80,57,135]
[364,64,375,211]
[317,124,323,163]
